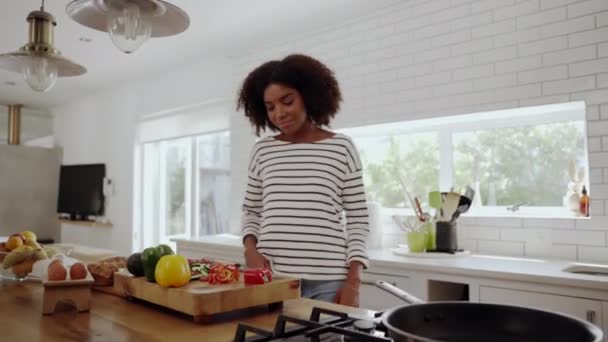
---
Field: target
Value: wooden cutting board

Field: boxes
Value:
[113,270,300,323]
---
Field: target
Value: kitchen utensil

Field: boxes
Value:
[414,197,425,221]
[428,191,442,210]
[441,192,460,221]
[465,185,475,203]
[435,221,458,252]
[452,195,472,221]
[376,281,603,342]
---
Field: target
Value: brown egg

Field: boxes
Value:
[69,262,87,280]
[48,260,67,281]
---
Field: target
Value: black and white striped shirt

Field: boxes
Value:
[241,133,369,280]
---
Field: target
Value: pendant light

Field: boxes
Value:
[66,0,190,54]
[0,0,86,93]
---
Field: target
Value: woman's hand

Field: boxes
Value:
[243,235,270,269]
[334,280,360,307]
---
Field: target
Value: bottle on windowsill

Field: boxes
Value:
[579,186,590,217]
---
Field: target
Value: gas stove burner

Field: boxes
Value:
[233,306,391,342]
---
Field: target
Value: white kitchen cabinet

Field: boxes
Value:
[479,286,604,331]
[359,273,410,311]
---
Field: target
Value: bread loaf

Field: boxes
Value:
[87,256,126,286]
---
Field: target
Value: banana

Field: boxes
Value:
[24,239,42,249]
[33,248,48,261]
[43,247,58,258]
[2,249,35,269]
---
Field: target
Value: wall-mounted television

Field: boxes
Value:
[57,163,105,219]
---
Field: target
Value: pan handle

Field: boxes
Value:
[376,280,425,305]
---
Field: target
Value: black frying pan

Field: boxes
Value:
[376,281,603,342]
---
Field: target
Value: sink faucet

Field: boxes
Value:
[506,201,528,212]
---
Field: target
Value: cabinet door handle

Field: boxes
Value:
[586,310,596,324]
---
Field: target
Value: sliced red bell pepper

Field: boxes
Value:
[244,268,272,285]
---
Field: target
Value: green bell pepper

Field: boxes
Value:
[141,244,175,282]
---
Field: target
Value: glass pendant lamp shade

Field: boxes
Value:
[66,0,190,54]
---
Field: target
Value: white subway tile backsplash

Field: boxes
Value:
[590,199,605,216]
[599,43,608,57]
[523,218,575,229]
[412,0,452,17]
[416,71,452,87]
[578,246,608,263]
[473,0,516,13]
[466,226,500,240]
[434,80,473,96]
[472,20,516,39]
[494,0,540,21]
[500,228,527,241]
[540,15,596,39]
[591,168,605,184]
[451,12,493,31]
[587,121,608,136]
[431,29,471,47]
[519,36,568,56]
[495,56,542,74]
[551,229,606,246]
[567,0,608,18]
[598,11,608,27]
[520,94,571,106]
[589,152,608,168]
[474,46,518,64]
[572,89,608,105]
[605,168,608,183]
[601,104,608,119]
[518,65,567,84]
[603,137,608,150]
[434,55,472,71]
[494,28,540,48]
[542,76,595,95]
[570,58,608,77]
[494,83,542,101]
[589,137,603,152]
[473,74,518,91]
[587,105,600,120]
[598,73,608,89]
[576,215,608,229]
[525,243,578,259]
[541,0,580,10]
[453,64,494,80]
[478,240,525,256]
[451,38,493,56]
[476,217,523,227]
[569,27,608,48]
[517,7,566,29]
[542,45,596,67]
[415,47,452,63]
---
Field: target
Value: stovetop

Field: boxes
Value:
[233,307,392,342]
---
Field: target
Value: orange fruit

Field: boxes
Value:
[6,235,23,251]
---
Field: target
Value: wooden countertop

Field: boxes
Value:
[0,280,376,342]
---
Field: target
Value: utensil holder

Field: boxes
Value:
[436,221,458,252]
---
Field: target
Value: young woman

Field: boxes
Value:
[237,54,369,307]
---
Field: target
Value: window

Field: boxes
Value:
[140,130,230,247]
[340,102,589,217]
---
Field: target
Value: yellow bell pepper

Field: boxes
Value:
[154,254,191,287]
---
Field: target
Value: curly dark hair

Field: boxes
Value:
[237,54,342,136]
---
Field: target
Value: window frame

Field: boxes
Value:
[339,101,588,218]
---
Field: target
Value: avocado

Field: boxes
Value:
[127,252,144,277]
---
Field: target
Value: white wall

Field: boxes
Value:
[52,57,235,255]
[55,0,608,262]
[228,0,608,263]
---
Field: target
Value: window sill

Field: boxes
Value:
[383,207,590,220]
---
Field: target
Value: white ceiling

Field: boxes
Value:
[0,0,399,110]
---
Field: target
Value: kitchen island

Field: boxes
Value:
[0,280,374,342]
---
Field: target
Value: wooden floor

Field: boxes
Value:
[0,280,374,342]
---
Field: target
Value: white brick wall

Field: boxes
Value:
[227,0,608,263]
